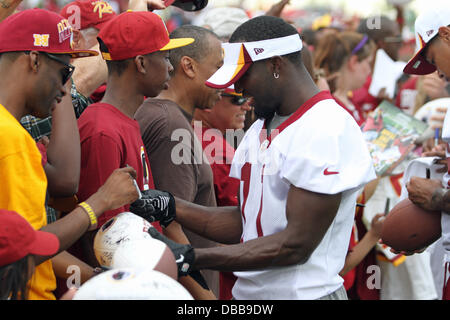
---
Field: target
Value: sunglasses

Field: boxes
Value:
[383,36,403,44]
[221,93,248,106]
[41,52,75,85]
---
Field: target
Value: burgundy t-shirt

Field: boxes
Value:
[77,103,156,228]
[195,125,239,300]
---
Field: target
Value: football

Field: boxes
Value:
[93,212,154,268]
[73,268,193,300]
[381,198,442,252]
[112,238,178,280]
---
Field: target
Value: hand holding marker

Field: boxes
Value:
[126,164,142,199]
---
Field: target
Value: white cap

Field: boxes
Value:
[73,268,193,300]
[203,7,249,39]
[205,34,303,89]
[403,6,450,75]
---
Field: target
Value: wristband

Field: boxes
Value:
[78,202,98,231]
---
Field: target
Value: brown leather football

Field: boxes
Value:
[381,198,442,252]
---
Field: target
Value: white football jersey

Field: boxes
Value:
[229,91,376,299]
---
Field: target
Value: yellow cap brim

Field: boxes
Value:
[160,38,195,51]
[49,49,98,59]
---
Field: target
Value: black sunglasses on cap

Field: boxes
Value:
[221,93,248,106]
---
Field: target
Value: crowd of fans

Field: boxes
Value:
[1,0,449,301]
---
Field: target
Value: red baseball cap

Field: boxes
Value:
[0,9,97,58]
[97,10,194,61]
[60,0,116,31]
[0,210,60,267]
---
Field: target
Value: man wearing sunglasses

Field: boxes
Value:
[193,87,250,209]
[0,8,141,300]
[195,89,251,135]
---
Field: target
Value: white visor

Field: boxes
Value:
[206,34,303,89]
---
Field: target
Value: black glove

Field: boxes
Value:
[148,227,194,276]
[147,228,209,290]
[129,189,176,228]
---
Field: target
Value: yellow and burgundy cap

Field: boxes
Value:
[403,6,450,75]
[97,10,194,61]
[205,34,303,89]
[0,9,98,58]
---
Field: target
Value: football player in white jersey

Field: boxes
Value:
[402,7,450,300]
[137,15,376,300]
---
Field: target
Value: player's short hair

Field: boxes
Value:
[0,51,23,62]
[168,25,219,72]
[229,15,303,66]
[98,37,130,76]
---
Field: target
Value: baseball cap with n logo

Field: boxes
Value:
[0,8,98,58]
[403,6,450,75]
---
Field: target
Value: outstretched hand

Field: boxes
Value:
[147,0,166,10]
[93,166,139,213]
[266,0,290,17]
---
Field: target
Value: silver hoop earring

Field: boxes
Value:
[273,72,279,79]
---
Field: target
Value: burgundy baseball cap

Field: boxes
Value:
[0,210,60,267]
[97,10,194,61]
[0,9,98,58]
[60,0,116,31]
